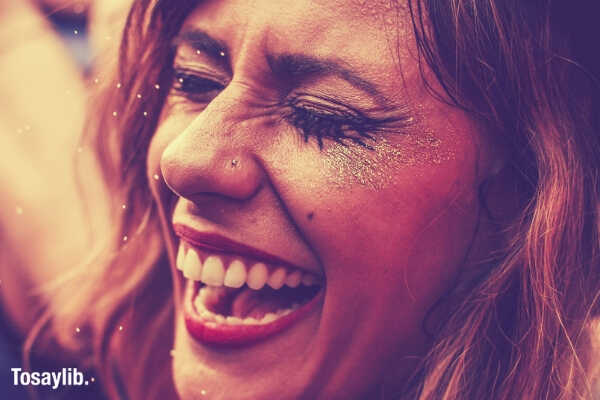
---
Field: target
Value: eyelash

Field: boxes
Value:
[282,99,381,149]
[172,71,225,102]
[171,70,389,149]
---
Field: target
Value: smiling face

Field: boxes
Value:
[146,0,496,398]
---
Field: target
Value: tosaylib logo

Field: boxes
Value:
[11,367,91,389]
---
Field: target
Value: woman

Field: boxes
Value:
[30,0,600,399]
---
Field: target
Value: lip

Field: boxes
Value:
[184,281,323,346]
[173,223,314,273]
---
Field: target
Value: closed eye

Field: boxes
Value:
[283,102,377,149]
[282,96,409,150]
[168,69,409,150]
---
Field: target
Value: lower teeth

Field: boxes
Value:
[193,286,299,325]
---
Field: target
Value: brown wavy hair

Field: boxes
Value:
[27,0,600,399]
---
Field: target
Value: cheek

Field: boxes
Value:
[309,173,478,299]
[266,132,481,330]
[267,143,481,393]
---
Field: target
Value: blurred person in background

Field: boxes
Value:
[0,0,126,397]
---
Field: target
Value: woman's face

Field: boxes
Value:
[147,0,496,398]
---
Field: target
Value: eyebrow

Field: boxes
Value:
[266,53,389,104]
[173,29,391,106]
[173,29,230,67]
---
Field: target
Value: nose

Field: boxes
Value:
[160,102,265,203]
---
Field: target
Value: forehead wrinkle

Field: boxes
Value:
[182,0,417,104]
[312,0,403,23]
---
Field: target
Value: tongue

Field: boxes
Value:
[231,287,292,319]
[200,284,321,319]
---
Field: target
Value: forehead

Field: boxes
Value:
[344,0,406,20]
[180,0,416,95]
[185,0,404,19]
[181,0,409,49]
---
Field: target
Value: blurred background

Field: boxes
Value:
[0,0,129,397]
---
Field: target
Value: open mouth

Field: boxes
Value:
[176,236,323,346]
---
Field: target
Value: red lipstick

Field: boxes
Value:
[173,223,300,269]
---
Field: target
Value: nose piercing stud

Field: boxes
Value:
[231,159,239,167]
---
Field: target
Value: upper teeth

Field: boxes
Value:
[176,242,321,290]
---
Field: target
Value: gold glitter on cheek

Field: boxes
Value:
[323,144,381,188]
[323,132,454,190]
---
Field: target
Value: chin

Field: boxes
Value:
[172,314,325,400]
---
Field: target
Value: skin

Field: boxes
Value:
[147,0,501,398]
